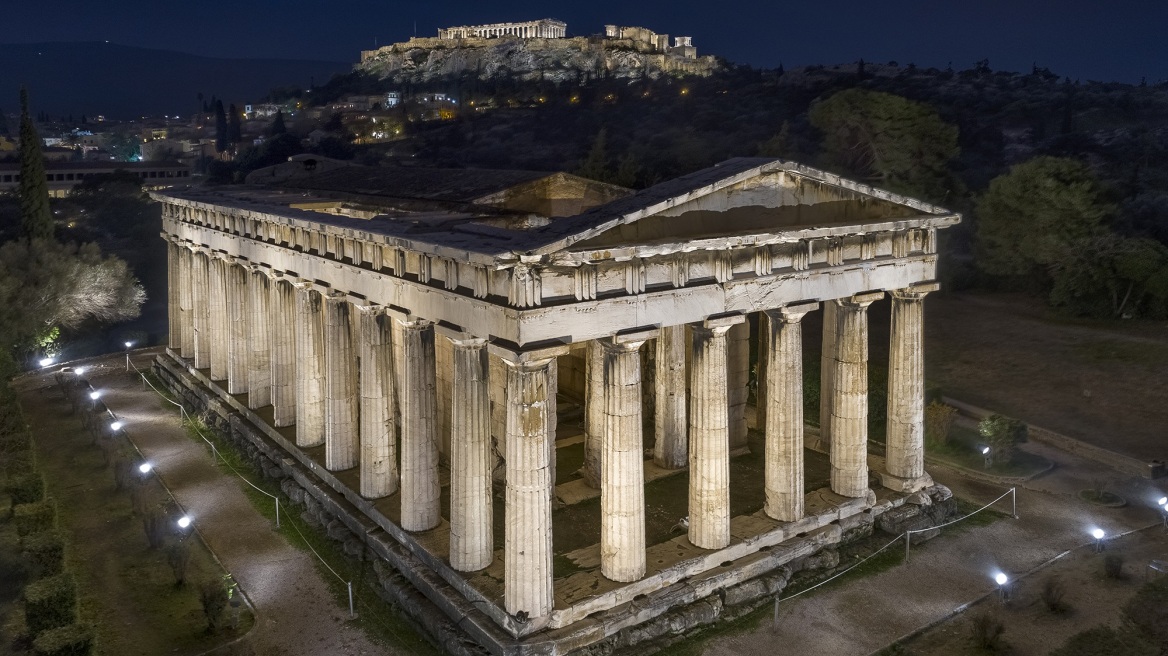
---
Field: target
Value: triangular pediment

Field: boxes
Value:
[527,158,954,255]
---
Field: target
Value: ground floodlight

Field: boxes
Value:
[110,421,123,431]
[74,366,86,375]
[1092,528,1105,540]
[1158,496,1167,507]
[177,516,191,529]
[981,446,990,455]
[124,341,133,349]
[39,357,54,367]
[138,462,152,474]
[89,391,101,400]
[994,572,1007,586]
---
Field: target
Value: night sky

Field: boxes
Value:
[5,0,1166,83]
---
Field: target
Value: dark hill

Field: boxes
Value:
[0,42,351,120]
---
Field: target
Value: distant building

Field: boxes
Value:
[245,104,282,120]
[384,91,401,108]
[438,18,566,39]
[0,160,192,198]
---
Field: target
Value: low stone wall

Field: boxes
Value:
[941,397,1163,479]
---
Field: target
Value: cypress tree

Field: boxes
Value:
[268,111,287,136]
[227,104,242,144]
[18,87,54,241]
[214,100,228,153]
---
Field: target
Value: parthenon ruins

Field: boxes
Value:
[439,19,567,40]
[154,158,959,654]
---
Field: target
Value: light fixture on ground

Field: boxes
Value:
[110,420,123,432]
[1092,528,1105,553]
[981,445,992,468]
[138,462,152,474]
[88,390,100,400]
[993,572,1009,602]
[39,357,54,367]
[74,366,86,376]
[124,341,133,371]
[177,516,191,529]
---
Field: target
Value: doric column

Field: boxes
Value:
[207,255,228,381]
[324,291,358,471]
[269,275,296,427]
[580,340,603,487]
[225,259,249,395]
[830,292,884,498]
[399,319,440,532]
[654,325,687,469]
[449,336,492,571]
[501,354,555,619]
[546,356,558,503]
[818,301,837,452]
[166,240,180,349]
[246,267,271,409]
[688,315,743,550]
[294,282,325,448]
[762,303,818,522]
[727,321,750,450]
[178,244,194,358]
[358,306,396,498]
[883,283,939,492]
[191,251,210,370]
[600,335,649,582]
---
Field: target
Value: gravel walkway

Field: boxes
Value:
[21,350,390,655]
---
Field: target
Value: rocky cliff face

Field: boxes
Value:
[358,36,720,84]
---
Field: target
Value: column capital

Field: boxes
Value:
[292,278,319,291]
[488,341,569,364]
[836,291,885,309]
[396,316,433,331]
[690,312,745,337]
[600,326,658,351]
[324,288,350,302]
[891,281,940,301]
[355,303,383,316]
[763,301,820,324]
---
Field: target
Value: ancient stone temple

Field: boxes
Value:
[439,19,567,40]
[154,158,959,655]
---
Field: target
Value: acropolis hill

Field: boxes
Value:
[358,20,721,84]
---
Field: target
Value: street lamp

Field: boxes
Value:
[1092,528,1105,553]
[982,446,992,469]
[110,420,123,433]
[124,341,134,372]
[138,462,152,474]
[994,572,1009,602]
[177,515,191,529]
[1159,497,1168,529]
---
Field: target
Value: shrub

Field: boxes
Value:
[199,578,229,632]
[14,500,56,536]
[968,611,1005,650]
[1124,576,1168,645]
[1040,576,1069,613]
[6,472,45,506]
[31,622,94,656]
[1103,554,1125,579]
[22,530,65,578]
[168,541,192,586]
[24,573,77,635]
[4,447,36,475]
[112,456,133,492]
[142,507,168,550]
[924,401,957,444]
[1049,626,1156,656]
[978,414,1028,466]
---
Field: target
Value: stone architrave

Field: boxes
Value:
[269,276,297,427]
[883,283,939,492]
[207,255,229,382]
[399,319,440,532]
[830,292,883,498]
[294,282,326,448]
[600,336,648,582]
[191,251,210,370]
[166,241,180,349]
[688,316,743,550]
[449,336,492,571]
[580,340,603,488]
[818,301,837,452]
[178,244,194,358]
[654,325,687,469]
[246,267,272,409]
[359,307,397,498]
[225,259,250,395]
[501,355,555,619]
[762,303,818,522]
[324,291,358,471]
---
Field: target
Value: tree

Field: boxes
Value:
[575,128,612,182]
[17,87,53,241]
[808,89,959,202]
[103,132,140,162]
[1049,234,1168,318]
[268,110,287,137]
[757,121,792,157]
[227,104,242,145]
[213,100,228,154]
[976,157,1112,280]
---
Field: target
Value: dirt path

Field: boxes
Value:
[19,351,390,655]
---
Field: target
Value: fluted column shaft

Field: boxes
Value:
[830,293,882,498]
[819,301,837,450]
[581,340,603,488]
[359,307,396,498]
[225,260,249,395]
[270,277,296,427]
[600,338,646,582]
[503,356,555,619]
[192,252,210,369]
[763,304,817,522]
[688,319,739,550]
[450,337,492,572]
[247,268,271,409]
[654,325,687,469]
[400,320,440,532]
[178,245,194,358]
[166,241,180,349]
[208,256,229,381]
[324,292,358,471]
[294,283,325,448]
[886,286,935,487]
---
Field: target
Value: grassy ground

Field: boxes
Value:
[16,382,252,656]
[926,424,1052,479]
